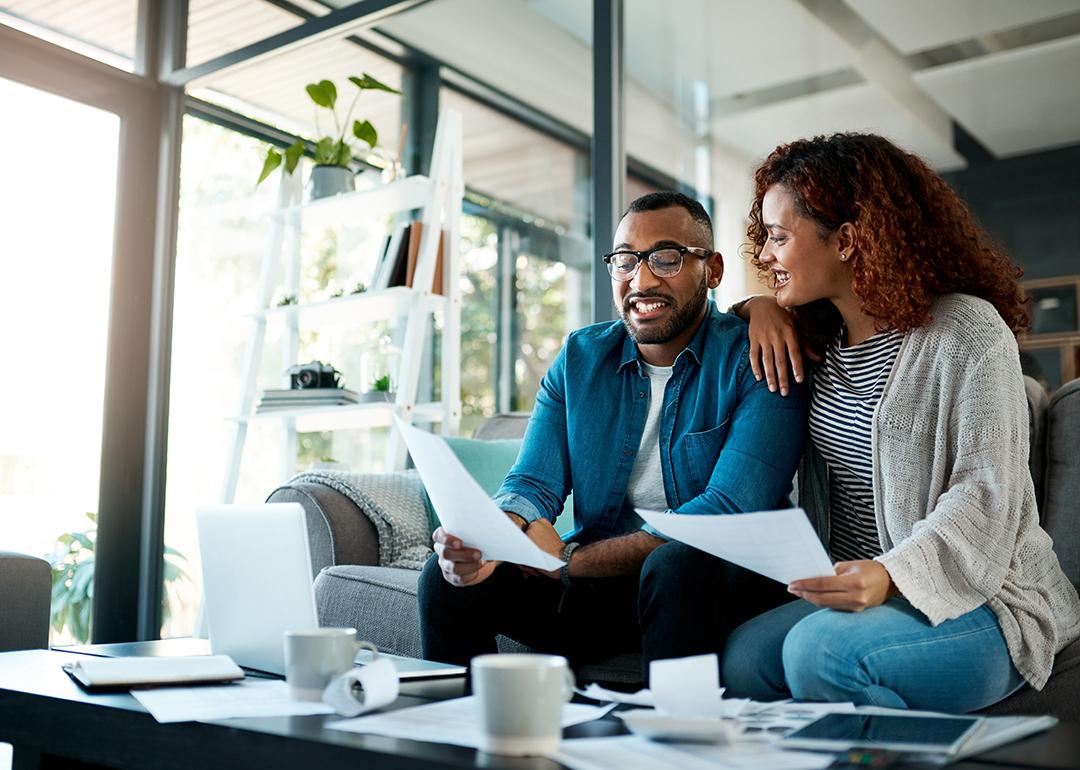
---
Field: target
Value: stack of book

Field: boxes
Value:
[256,387,359,413]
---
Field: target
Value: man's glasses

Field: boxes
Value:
[602,245,711,282]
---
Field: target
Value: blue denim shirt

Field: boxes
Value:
[493,301,808,544]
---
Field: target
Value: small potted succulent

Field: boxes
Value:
[257,73,402,199]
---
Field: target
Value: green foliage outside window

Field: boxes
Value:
[47,512,191,644]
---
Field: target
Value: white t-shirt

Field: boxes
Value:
[623,362,673,530]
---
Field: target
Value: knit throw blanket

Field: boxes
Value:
[289,469,433,570]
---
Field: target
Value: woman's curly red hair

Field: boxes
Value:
[744,133,1028,348]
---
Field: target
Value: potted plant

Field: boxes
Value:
[257,73,402,199]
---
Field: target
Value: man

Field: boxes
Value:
[418,192,807,681]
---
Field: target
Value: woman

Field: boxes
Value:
[721,132,1080,712]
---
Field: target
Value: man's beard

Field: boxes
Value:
[618,272,708,345]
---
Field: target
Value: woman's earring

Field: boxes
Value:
[839,252,849,261]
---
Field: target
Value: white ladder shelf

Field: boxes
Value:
[220,109,463,503]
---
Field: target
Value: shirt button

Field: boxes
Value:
[638,391,645,398]
[623,449,632,457]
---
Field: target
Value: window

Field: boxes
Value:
[0,76,120,643]
[0,0,138,71]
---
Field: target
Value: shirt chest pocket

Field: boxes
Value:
[683,420,731,491]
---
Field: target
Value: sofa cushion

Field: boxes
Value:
[981,638,1080,721]
[1043,378,1080,590]
[315,565,424,658]
[1023,375,1048,513]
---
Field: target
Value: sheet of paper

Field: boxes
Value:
[650,654,726,716]
[578,683,654,706]
[637,508,834,584]
[739,700,856,741]
[327,695,613,749]
[556,735,833,770]
[395,417,563,570]
[132,680,334,723]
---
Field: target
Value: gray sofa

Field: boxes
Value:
[268,377,1080,719]
[0,551,51,652]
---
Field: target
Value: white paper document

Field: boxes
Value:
[327,695,613,748]
[638,508,834,584]
[578,683,655,706]
[650,654,732,716]
[132,680,334,723]
[556,735,833,770]
[395,417,563,570]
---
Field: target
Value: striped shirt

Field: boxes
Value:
[809,328,904,563]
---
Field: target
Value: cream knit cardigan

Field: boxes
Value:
[799,293,1080,690]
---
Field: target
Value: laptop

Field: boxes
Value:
[195,503,465,680]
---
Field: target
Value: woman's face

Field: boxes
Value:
[758,184,851,308]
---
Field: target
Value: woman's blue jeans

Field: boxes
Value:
[722,598,1025,713]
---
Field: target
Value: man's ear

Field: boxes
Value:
[707,251,724,289]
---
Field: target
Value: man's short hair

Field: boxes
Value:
[623,191,714,249]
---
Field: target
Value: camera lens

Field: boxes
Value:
[298,370,317,388]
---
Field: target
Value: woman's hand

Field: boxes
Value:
[738,296,819,396]
[787,560,897,612]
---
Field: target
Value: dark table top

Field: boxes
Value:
[0,643,1076,770]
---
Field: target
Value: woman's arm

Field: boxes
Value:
[731,295,817,396]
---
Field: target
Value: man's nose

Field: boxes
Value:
[630,260,661,292]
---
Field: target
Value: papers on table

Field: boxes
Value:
[394,417,563,571]
[327,695,613,749]
[650,654,731,716]
[637,508,834,584]
[578,683,655,706]
[132,680,334,723]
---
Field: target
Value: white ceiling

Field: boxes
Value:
[915,33,1080,157]
[712,80,966,170]
[846,0,1080,54]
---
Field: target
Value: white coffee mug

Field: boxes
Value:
[283,627,376,701]
[471,653,575,756]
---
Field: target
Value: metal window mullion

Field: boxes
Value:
[591,0,624,324]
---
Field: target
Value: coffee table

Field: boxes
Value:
[0,643,1076,770]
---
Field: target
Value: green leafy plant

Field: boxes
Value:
[47,512,191,644]
[257,73,402,186]
[351,281,367,295]
[371,374,392,392]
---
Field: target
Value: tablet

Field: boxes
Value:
[780,713,983,755]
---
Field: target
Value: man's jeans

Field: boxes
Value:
[418,541,792,683]
[722,598,1026,712]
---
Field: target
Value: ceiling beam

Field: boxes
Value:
[796,0,953,149]
[164,0,430,87]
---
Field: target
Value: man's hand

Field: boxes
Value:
[521,518,565,580]
[787,560,896,612]
[432,526,498,587]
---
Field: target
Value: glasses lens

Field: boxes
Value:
[607,252,640,281]
[648,249,683,277]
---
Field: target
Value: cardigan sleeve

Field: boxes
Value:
[876,333,1031,625]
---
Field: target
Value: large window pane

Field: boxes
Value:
[0,77,119,644]
[0,1,137,71]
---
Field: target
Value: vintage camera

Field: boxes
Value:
[287,361,342,390]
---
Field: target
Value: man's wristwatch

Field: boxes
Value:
[560,542,580,588]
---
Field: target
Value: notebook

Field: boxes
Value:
[63,655,243,691]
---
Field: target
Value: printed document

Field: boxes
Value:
[395,417,563,571]
[638,508,834,584]
[132,680,334,723]
[328,695,612,748]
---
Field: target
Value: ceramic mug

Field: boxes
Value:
[283,627,376,701]
[471,653,575,756]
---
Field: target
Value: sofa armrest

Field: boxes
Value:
[0,551,51,651]
[267,482,380,578]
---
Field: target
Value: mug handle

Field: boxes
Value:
[355,640,380,660]
[562,667,576,702]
